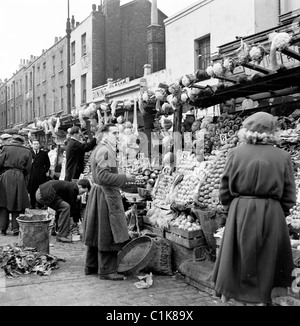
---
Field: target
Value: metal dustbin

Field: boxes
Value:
[17,210,52,254]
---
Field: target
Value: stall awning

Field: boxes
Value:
[190,65,300,108]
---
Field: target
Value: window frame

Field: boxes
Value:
[195,35,211,71]
[81,74,87,104]
[81,33,87,57]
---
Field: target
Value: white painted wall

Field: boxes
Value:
[254,0,279,32]
[285,0,300,13]
[164,0,286,79]
[70,15,93,109]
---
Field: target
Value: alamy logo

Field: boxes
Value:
[291,268,300,294]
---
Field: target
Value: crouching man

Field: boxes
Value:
[36,179,91,243]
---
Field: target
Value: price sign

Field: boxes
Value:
[220,134,227,145]
[211,189,220,205]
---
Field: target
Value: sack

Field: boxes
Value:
[142,234,173,276]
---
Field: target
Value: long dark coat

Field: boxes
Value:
[212,143,296,304]
[65,138,97,181]
[0,141,32,211]
[28,149,50,196]
[83,142,129,251]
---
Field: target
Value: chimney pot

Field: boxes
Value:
[92,4,96,11]
[143,64,152,76]
[76,22,80,27]
[151,0,158,25]
[71,15,75,29]
[107,78,113,88]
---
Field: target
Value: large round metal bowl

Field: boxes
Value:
[117,236,156,275]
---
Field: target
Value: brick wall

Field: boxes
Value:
[147,25,165,73]
[120,0,167,80]
[103,0,122,81]
[91,12,106,87]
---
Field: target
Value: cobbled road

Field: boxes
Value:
[0,233,229,307]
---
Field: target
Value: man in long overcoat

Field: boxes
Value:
[28,139,50,209]
[83,123,135,280]
[0,135,32,235]
[64,126,97,181]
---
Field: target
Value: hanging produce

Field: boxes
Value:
[212,62,225,77]
[206,65,214,77]
[223,57,236,74]
[195,69,210,82]
[54,117,61,133]
[132,98,138,136]
[138,91,147,115]
[180,74,196,87]
[78,108,86,128]
[269,32,291,72]
[100,103,109,124]
[249,45,265,64]
[234,39,251,65]
[269,32,292,51]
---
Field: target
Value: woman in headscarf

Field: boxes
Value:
[212,111,296,306]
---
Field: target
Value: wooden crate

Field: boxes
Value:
[143,224,165,238]
[165,226,206,249]
[167,226,204,239]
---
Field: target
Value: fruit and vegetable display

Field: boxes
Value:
[286,204,300,231]
[145,205,175,229]
[169,211,201,231]
[195,136,238,212]
[176,151,200,174]
[152,173,176,209]
[173,174,201,206]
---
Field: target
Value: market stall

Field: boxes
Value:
[127,27,300,284]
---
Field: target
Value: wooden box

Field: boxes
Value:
[165,226,206,249]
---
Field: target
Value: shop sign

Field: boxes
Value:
[92,77,130,102]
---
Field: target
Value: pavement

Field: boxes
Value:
[0,230,299,308]
[0,230,231,307]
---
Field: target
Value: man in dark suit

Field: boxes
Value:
[28,139,51,209]
[36,178,91,243]
[64,126,97,181]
